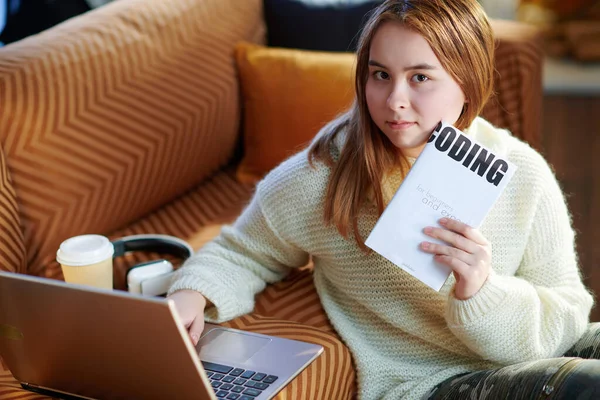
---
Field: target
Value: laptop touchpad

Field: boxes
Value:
[198,329,271,364]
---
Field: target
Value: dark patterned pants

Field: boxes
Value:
[427,323,600,400]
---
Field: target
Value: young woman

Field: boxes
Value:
[168,0,599,398]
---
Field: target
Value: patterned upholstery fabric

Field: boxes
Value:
[0,148,26,273]
[38,169,255,283]
[0,0,266,276]
[482,20,544,152]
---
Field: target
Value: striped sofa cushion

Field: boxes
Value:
[222,314,356,399]
[0,148,26,274]
[0,0,266,276]
[36,168,256,283]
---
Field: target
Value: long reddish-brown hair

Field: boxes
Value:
[308,0,495,251]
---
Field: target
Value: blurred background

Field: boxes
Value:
[0,0,113,46]
[485,0,600,63]
[1,0,598,63]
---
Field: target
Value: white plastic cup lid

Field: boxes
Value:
[56,235,114,266]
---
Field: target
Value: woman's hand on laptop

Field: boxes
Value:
[167,290,209,345]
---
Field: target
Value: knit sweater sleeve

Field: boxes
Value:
[445,150,594,365]
[166,168,310,323]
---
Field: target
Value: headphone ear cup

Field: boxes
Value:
[126,260,174,295]
[111,234,193,296]
[127,259,169,272]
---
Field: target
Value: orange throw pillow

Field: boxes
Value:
[234,42,356,183]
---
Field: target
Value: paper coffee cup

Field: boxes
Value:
[56,235,114,290]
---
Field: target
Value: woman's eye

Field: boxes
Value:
[373,71,390,80]
[412,74,429,83]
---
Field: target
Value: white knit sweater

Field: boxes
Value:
[168,117,593,399]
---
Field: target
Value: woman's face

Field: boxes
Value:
[365,22,466,158]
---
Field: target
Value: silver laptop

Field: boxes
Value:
[0,271,323,400]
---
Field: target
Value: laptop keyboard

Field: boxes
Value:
[202,361,279,399]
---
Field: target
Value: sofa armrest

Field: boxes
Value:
[0,147,26,274]
[483,19,544,151]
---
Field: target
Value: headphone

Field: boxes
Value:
[111,234,194,297]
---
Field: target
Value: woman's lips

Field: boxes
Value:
[387,121,416,130]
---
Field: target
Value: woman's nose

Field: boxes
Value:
[387,82,410,110]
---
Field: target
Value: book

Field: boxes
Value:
[365,121,517,291]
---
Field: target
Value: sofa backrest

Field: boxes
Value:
[0,0,265,274]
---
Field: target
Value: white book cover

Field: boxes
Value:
[365,121,517,291]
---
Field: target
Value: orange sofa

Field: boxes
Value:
[0,0,543,398]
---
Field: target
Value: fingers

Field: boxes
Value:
[422,226,478,254]
[434,254,471,276]
[421,218,491,272]
[420,241,472,267]
[189,316,205,346]
[421,219,492,300]
[166,290,207,346]
[438,218,488,246]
